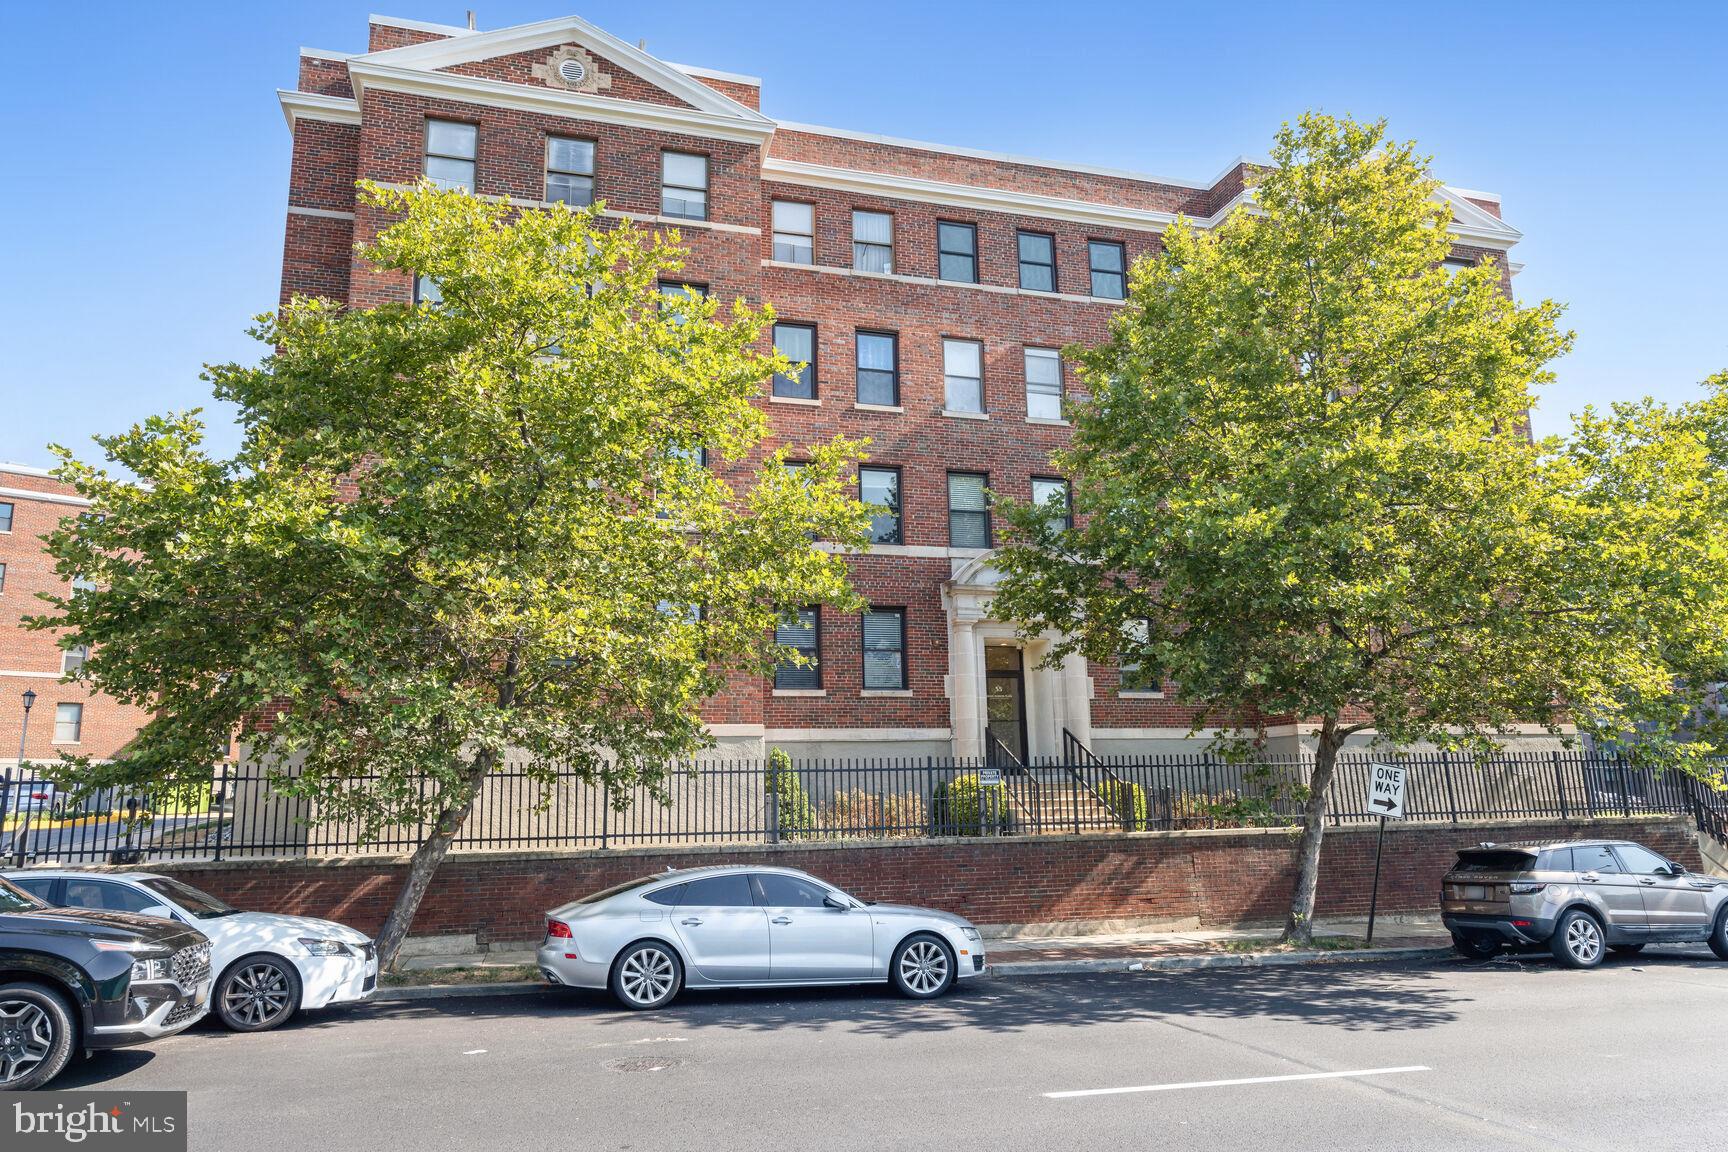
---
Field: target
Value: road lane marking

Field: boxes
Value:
[1044,1065,1431,1099]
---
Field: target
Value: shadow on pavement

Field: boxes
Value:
[53,1049,155,1088]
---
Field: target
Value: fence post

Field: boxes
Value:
[601,779,611,850]
[1442,752,1459,824]
[1551,751,1568,822]
[211,763,224,863]
[1617,758,1632,819]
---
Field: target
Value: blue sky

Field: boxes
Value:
[2,1,1723,467]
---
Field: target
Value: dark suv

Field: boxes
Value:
[0,875,212,1090]
[1441,838,1728,968]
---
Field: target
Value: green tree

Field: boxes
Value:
[30,183,870,967]
[992,114,1728,944]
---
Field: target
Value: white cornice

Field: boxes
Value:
[298,47,353,62]
[667,62,762,87]
[0,462,56,479]
[367,13,476,38]
[345,61,777,145]
[0,485,90,508]
[278,89,362,130]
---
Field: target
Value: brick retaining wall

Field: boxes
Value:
[123,816,1696,946]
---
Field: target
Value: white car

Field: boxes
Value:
[6,870,377,1032]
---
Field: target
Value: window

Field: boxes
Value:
[0,563,6,593]
[657,281,707,323]
[62,880,158,915]
[1538,848,1574,872]
[937,221,977,283]
[1573,845,1621,874]
[676,874,755,908]
[424,120,477,190]
[774,607,821,689]
[545,136,595,206]
[1089,240,1126,299]
[772,323,816,400]
[1614,844,1673,875]
[862,608,907,690]
[1031,477,1072,529]
[8,876,51,902]
[1018,231,1056,292]
[856,331,899,406]
[943,339,984,414]
[413,275,442,306]
[661,151,709,220]
[860,467,901,544]
[1119,618,1160,692]
[62,645,88,674]
[1443,257,1475,275]
[947,472,990,548]
[54,702,83,743]
[772,201,814,264]
[1024,347,1063,420]
[0,502,12,532]
[852,210,893,273]
[643,884,685,907]
[753,873,832,908]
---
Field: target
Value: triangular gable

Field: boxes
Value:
[355,15,771,126]
[1437,186,1521,248]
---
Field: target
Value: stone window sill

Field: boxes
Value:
[772,688,828,697]
[769,394,820,407]
[860,688,914,697]
[1026,416,1070,427]
[1117,690,1166,700]
[853,403,904,414]
[940,409,989,421]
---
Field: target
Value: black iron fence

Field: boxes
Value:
[0,749,1721,866]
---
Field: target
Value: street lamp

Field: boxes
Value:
[2,689,35,865]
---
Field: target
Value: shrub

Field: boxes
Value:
[1100,779,1148,830]
[823,789,927,838]
[765,748,815,839]
[933,773,1011,835]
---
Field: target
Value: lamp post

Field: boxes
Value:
[3,689,35,866]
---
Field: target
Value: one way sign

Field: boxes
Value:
[1367,762,1407,820]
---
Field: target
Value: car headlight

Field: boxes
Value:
[960,926,981,941]
[299,937,353,957]
[129,956,172,983]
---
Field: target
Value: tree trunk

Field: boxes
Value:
[373,746,496,972]
[1282,716,1342,945]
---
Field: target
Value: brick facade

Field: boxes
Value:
[118,817,1698,944]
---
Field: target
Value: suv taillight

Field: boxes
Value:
[1509,882,1546,895]
[547,919,572,939]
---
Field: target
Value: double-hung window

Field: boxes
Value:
[1119,618,1160,692]
[862,608,908,690]
[1031,477,1072,529]
[772,323,817,400]
[943,338,984,414]
[1018,231,1056,292]
[772,201,814,264]
[937,221,978,283]
[545,136,595,206]
[0,563,7,593]
[424,120,477,190]
[852,211,893,273]
[54,702,83,744]
[62,645,89,674]
[947,472,990,549]
[0,501,12,532]
[856,331,899,406]
[860,466,902,544]
[774,608,821,689]
[661,152,709,220]
[1024,347,1063,420]
[1089,240,1126,299]
[414,275,442,306]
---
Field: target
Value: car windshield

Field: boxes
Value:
[0,877,46,914]
[139,876,237,919]
[575,876,665,905]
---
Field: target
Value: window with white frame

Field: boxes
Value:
[424,120,477,190]
[772,201,814,264]
[1024,347,1063,420]
[62,645,88,674]
[54,702,83,743]
[414,275,442,306]
[1031,477,1072,529]
[545,136,596,206]
[943,339,984,413]
[862,608,907,689]
[947,472,990,548]
[772,322,817,400]
[774,608,821,689]
[1118,618,1161,693]
[0,562,7,593]
[661,152,709,220]
[852,211,893,273]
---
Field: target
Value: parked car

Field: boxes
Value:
[1441,838,1728,968]
[6,871,377,1032]
[0,875,211,1090]
[539,865,986,1009]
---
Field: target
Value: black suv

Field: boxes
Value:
[0,874,212,1090]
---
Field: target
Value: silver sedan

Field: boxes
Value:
[537,865,987,1009]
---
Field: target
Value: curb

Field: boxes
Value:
[372,981,550,1003]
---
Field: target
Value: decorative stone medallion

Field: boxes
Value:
[533,46,612,94]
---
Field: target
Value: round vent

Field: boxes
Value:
[558,58,588,86]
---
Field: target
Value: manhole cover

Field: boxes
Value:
[604,1056,683,1074]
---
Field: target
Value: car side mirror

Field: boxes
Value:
[823,894,850,911]
[1666,862,1687,876]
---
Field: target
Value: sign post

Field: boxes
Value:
[1364,762,1408,947]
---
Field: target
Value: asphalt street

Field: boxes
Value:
[59,949,1728,1152]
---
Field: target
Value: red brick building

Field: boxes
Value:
[277,12,1528,764]
[0,464,150,769]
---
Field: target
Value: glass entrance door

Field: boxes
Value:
[984,646,1027,764]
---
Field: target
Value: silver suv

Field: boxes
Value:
[1441,839,1728,968]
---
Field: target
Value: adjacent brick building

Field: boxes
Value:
[274,12,1529,764]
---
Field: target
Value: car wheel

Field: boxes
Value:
[891,934,956,1000]
[1550,909,1605,969]
[1709,908,1728,962]
[1451,934,1501,960]
[216,955,304,1032]
[1609,943,1646,957]
[0,982,76,1091]
[610,942,683,1010]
